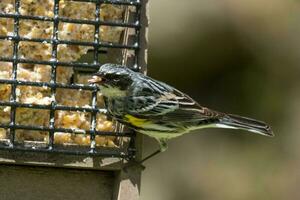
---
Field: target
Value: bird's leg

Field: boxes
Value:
[139,149,162,164]
[123,149,161,172]
[122,139,168,172]
[139,138,168,163]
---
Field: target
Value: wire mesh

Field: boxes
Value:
[0,0,142,159]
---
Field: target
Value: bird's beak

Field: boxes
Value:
[88,76,103,84]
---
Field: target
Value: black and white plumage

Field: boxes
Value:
[89,64,274,153]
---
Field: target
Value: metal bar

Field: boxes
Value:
[8,0,21,147]
[0,13,140,28]
[0,124,133,137]
[133,2,141,70]
[48,0,60,150]
[70,0,141,6]
[126,1,143,157]
[0,145,130,158]
[0,57,102,69]
[0,79,97,90]
[0,36,139,49]
[0,101,108,114]
[89,0,102,153]
[0,56,139,69]
[0,101,107,113]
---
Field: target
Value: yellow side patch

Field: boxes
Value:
[125,114,149,127]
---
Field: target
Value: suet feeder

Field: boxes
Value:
[0,0,148,199]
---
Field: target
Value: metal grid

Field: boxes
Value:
[0,0,142,159]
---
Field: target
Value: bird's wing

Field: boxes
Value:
[125,76,222,122]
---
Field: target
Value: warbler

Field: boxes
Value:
[89,64,273,162]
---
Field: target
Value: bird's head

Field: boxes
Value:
[88,64,135,97]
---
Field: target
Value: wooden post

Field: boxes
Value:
[112,0,149,199]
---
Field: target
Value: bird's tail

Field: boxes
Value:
[216,114,274,137]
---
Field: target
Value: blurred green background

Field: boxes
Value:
[140,0,300,199]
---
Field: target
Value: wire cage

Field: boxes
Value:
[0,0,144,160]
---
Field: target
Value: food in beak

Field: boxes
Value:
[88,76,102,84]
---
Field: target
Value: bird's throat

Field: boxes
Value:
[99,85,127,98]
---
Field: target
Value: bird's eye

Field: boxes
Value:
[105,74,119,81]
[101,77,108,82]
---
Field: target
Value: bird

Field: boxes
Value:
[88,63,274,163]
